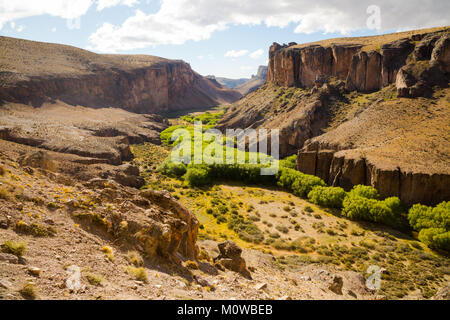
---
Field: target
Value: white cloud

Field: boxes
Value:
[249,49,264,59]
[97,0,139,11]
[52,27,57,32]
[0,0,94,29]
[0,0,141,30]
[86,0,449,52]
[224,49,249,58]
[16,25,24,32]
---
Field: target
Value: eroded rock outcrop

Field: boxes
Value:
[213,241,250,278]
[267,28,449,95]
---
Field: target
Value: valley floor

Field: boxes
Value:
[0,108,448,301]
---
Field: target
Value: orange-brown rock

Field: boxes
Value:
[268,27,449,94]
[0,36,241,113]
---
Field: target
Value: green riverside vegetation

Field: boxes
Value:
[157,116,449,252]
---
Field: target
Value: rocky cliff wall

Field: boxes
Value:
[267,29,449,93]
[0,36,241,113]
[0,60,241,113]
[296,144,450,206]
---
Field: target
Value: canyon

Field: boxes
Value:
[219,26,450,206]
[0,28,449,301]
[0,36,241,114]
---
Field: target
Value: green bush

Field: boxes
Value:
[279,155,297,169]
[408,201,449,251]
[348,185,380,200]
[276,168,326,198]
[227,215,264,244]
[307,186,347,208]
[342,195,401,226]
[183,166,211,187]
[408,202,449,231]
[418,228,450,251]
[158,160,187,177]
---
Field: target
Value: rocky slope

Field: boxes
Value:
[207,76,249,89]
[218,27,450,206]
[208,66,267,96]
[0,36,241,113]
[235,66,268,95]
[0,101,169,166]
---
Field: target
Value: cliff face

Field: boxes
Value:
[0,36,241,113]
[267,28,449,93]
[222,27,450,206]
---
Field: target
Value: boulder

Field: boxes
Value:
[431,34,450,73]
[328,275,344,295]
[396,61,446,98]
[414,34,442,60]
[214,241,251,278]
[0,253,19,264]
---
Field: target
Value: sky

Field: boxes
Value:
[0,1,449,79]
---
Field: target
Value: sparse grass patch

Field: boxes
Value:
[276,225,289,234]
[126,251,143,267]
[19,281,37,300]
[126,266,148,283]
[0,187,10,200]
[2,240,27,257]
[185,260,199,270]
[86,272,103,286]
[15,221,56,237]
[101,246,114,262]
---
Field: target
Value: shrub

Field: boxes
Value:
[408,202,449,231]
[2,240,26,257]
[86,273,102,286]
[0,187,10,200]
[408,201,449,251]
[101,246,114,262]
[342,196,377,221]
[0,164,5,176]
[276,168,326,198]
[19,281,37,299]
[185,260,199,270]
[15,221,57,237]
[348,185,380,200]
[227,215,264,244]
[127,251,143,267]
[276,225,289,234]
[307,186,347,208]
[126,266,148,283]
[183,166,211,187]
[279,155,297,169]
[342,194,403,227]
[158,160,187,177]
[304,206,314,213]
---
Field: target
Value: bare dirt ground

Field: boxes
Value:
[0,101,167,164]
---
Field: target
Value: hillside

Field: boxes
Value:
[0,36,241,113]
[218,27,450,205]
[235,66,268,95]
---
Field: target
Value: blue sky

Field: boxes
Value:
[1,1,449,78]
